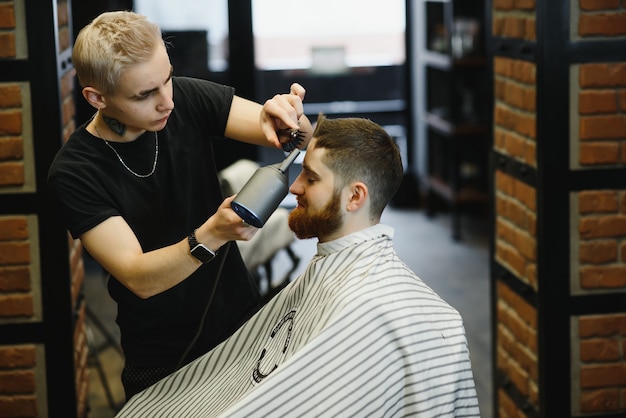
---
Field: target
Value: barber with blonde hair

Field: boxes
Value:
[48,10,312,400]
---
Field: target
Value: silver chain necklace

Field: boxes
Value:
[94,123,159,178]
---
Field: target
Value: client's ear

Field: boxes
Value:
[346,182,368,212]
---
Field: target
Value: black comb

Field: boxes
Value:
[278,128,306,152]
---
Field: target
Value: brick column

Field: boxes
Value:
[489,0,626,416]
[0,42,44,418]
[572,2,626,416]
[0,1,88,416]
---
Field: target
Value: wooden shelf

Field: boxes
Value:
[415,0,488,240]
[424,111,487,136]
[428,175,488,204]
[422,50,486,71]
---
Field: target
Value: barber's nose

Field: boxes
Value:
[157,91,174,111]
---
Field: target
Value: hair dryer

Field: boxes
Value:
[231,148,301,228]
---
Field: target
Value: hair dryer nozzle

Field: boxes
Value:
[231,149,300,228]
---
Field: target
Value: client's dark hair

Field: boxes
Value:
[312,114,404,219]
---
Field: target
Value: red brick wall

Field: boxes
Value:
[493,57,537,168]
[0,217,33,319]
[0,4,39,412]
[495,171,537,289]
[578,0,626,37]
[577,190,626,290]
[73,267,88,417]
[492,0,537,41]
[0,82,24,187]
[493,0,626,415]
[0,345,38,417]
[492,1,540,416]
[497,281,538,414]
[577,62,626,167]
[575,314,626,415]
[498,387,529,417]
[492,33,539,415]
[572,189,626,415]
[0,216,40,418]
[0,1,87,416]
[570,1,626,416]
[0,1,16,59]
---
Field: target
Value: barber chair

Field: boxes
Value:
[218,159,300,301]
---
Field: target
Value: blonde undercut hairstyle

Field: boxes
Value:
[72,11,163,95]
[312,114,404,219]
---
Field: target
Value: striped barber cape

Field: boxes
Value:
[117,224,480,417]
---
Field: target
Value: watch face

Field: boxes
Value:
[191,244,215,263]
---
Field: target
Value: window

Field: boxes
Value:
[134,0,229,72]
[252,0,406,71]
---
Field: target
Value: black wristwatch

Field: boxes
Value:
[188,230,216,263]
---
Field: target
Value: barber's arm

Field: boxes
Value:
[224,83,313,149]
[80,195,256,299]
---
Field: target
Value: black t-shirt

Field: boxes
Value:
[48,77,260,367]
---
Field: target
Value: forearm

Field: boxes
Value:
[82,224,202,299]
[225,104,312,149]
[224,97,270,146]
[226,86,313,149]
[81,200,254,299]
[120,241,201,299]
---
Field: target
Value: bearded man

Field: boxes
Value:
[117,115,480,418]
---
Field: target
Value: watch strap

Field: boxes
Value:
[188,230,216,263]
[188,230,201,251]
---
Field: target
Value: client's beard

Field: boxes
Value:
[288,192,343,240]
